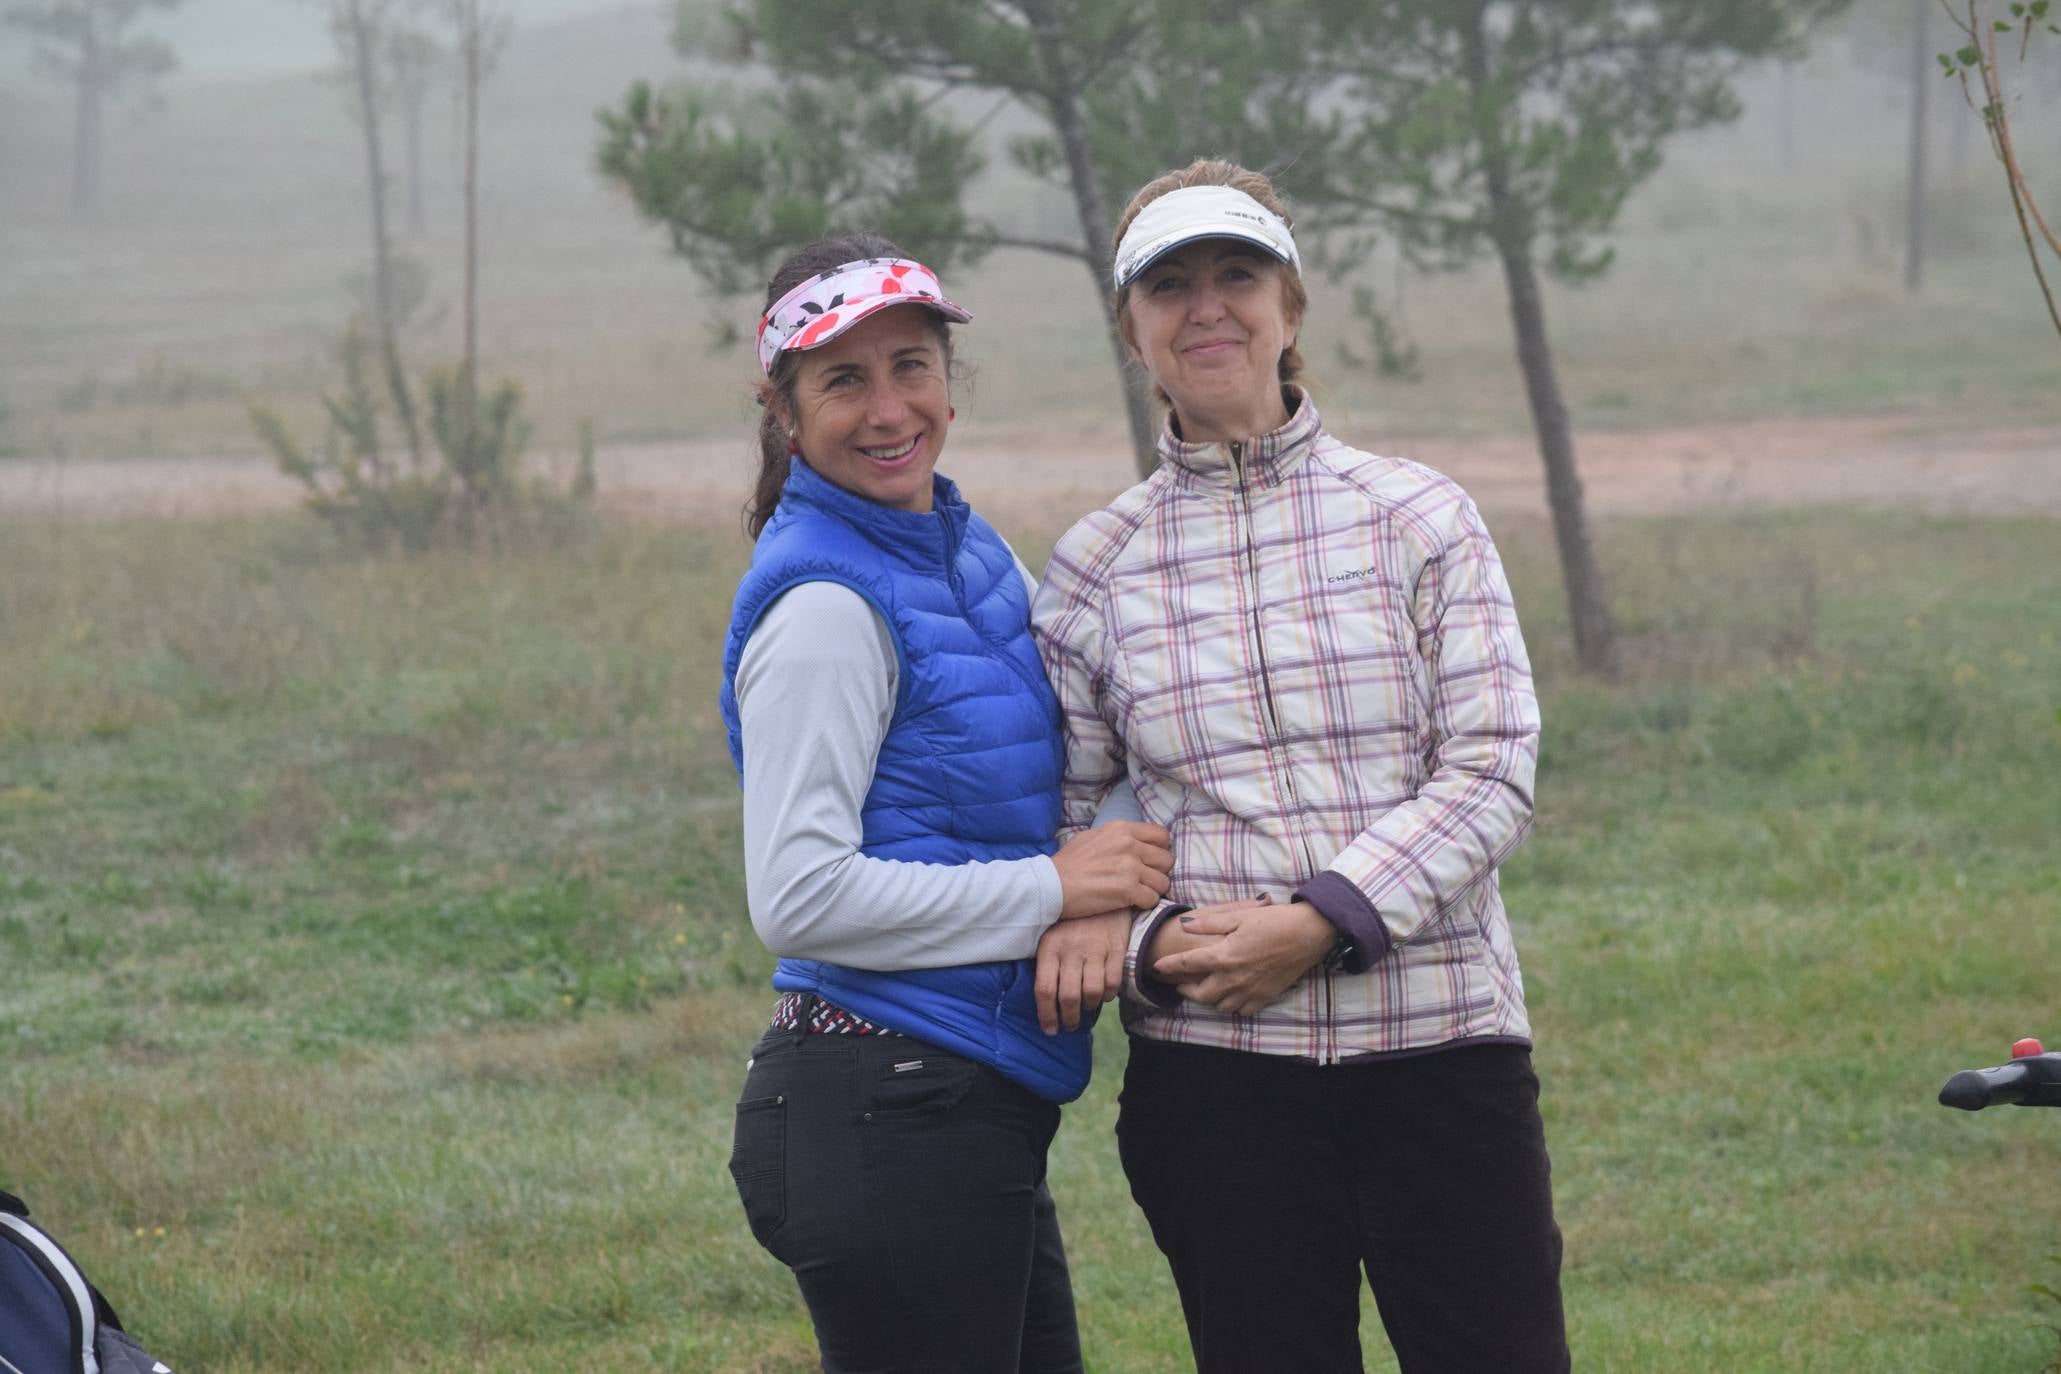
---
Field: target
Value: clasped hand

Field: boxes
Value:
[1032,909,1129,1035]
[1032,822,1174,1036]
[1150,897,1338,1018]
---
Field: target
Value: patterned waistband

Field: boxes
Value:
[768,991,904,1037]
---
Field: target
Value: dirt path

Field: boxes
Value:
[3,413,2057,526]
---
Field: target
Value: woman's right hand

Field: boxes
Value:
[1052,821,1174,919]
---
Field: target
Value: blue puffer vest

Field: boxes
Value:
[718,459,1090,1103]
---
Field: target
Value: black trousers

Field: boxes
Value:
[1117,1038,1570,1374]
[729,1025,1084,1374]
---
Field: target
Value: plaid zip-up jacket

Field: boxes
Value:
[1030,390,1539,1062]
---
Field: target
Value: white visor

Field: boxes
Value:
[1112,184,1301,290]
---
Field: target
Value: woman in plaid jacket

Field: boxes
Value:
[1031,161,1571,1373]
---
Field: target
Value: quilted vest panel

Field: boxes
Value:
[718,459,1087,1101]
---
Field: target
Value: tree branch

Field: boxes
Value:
[1944,0,2061,337]
[1304,193,1483,236]
[986,231,1091,261]
[1976,6,2061,334]
[1073,15,1153,87]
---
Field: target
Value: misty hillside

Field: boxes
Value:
[1,2,2055,459]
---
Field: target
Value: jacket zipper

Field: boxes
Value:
[1232,442,1336,1064]
[940,509,967,611]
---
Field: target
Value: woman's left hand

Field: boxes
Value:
[1152,900,1338,1017]
[1034,909,1131,1035]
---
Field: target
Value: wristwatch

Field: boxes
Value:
[1317,929,1357,972]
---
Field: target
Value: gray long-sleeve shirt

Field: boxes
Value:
[734,575,1073,970]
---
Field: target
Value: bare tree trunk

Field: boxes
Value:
[384,28,437,237]
[1492,239,1618,676]
[1021,0,1160,477]
[460,0,480,483]
[71,14,102,219]
[1905,0,1929,293]
[342,0,422,468]
[1948,70,1970,183]
[1778,59,1795,171]
[404,88,426,235]
[1461,1,1617,677]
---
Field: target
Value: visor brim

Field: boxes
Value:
[1114,228,1296,290]
[773,293,972,360]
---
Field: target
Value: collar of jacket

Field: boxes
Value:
[779,456,970,569]
[1157,386,1322,494]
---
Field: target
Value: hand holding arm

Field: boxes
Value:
[1051,821,1172,918]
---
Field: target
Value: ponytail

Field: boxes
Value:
[747,370,796,540]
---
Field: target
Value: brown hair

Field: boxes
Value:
[1110,158,1309,412]
[746,232,956,539]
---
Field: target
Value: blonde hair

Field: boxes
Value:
[1111,158,1309,411]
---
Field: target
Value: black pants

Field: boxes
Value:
[729,1026,1084,1374]
[1117,1039,1569,1374]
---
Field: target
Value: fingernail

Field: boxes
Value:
[1178,915,1194,924]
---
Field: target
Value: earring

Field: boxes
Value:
[948,407,956,421]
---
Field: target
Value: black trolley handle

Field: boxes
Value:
[1940,1039,2061,1110]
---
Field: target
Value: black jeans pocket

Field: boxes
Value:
[861,1048,984,1117]
[728,1093,787,1247]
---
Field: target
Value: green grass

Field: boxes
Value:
[3,509,2060,1371]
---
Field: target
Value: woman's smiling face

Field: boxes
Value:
[1123,239,1300,444]
[785,306,952,513]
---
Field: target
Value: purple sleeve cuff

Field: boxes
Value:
[1293,872,1391,973]
[1133,904,1191,1008]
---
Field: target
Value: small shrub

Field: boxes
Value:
[250,324,595,554]
[572,418,597,503]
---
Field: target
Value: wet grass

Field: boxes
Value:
[2,508,2058,1371]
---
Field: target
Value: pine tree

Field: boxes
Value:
[4,0,184,218]
[600,0,1849,674]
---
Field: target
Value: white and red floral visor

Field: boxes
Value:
[755,257,972,376]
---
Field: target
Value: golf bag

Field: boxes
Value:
[0,1191,174,1374]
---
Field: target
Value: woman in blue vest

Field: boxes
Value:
[718,234,1175,1374]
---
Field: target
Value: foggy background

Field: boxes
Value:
[3,0,2057,488]
[5,7,2061,1371]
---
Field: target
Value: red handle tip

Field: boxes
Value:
[2012,1038,2045,1059]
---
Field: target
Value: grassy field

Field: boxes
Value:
[3,505,2060,1372]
